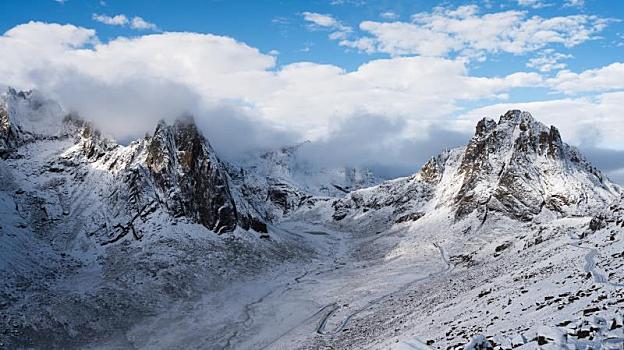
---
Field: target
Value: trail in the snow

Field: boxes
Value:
[316,242,453,336]
[223,289,275,350]
[220,226,346,349]
[568,241,624,288]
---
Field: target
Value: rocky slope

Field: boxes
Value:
[1,88,622,350]
[324,110,619,234]
[230,142,382,222]
[0,88,302,348]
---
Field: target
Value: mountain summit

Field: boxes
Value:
[330,110,619,231]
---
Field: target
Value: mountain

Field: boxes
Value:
[326,110,619,232]
[229,142,382,222]
[1,88,622,350]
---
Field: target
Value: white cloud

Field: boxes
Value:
[302,12,352,42]
[564,0,585,8]
[130,16,158,30]
[516,0,550,9]
[92,13,128,26]
[379,11,399,20]
[302,12,340,28]
[526,49,572,72]
[92,13,157,31]
[547,62,624,94]
[2,21,623,179]
[339,5,609,60]
[0,22,543,146]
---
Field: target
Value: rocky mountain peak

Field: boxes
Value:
[454,110,618,222]
[143,116,240,234]
[0,87,66,158]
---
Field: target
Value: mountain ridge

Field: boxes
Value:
[1,87,622,349]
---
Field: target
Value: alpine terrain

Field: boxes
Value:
[1,88,623,350]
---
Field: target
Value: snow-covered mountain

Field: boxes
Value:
[229,142,382,222]
[324,109,619,232]
[1,88,622,350]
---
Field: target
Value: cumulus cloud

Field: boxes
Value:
[92,13,128,26]
[92,13,157,30]
[0,21,621,180]
[516,0,550,9]
[526,49,572,72]
[0,22,542,140]
[339,5,609,60]
[546,62,624,94]
[130,16,158,30]
[302,12,352,40]
[564,0,585,8]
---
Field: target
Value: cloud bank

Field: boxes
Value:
[0,20,622,182]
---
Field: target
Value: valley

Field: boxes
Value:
[1,89,622,350]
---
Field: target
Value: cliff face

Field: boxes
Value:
[454,110,617,222]
[145,118,238,234]
[1,88,266,241]
[329,110,620,229]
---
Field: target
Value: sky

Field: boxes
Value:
[0,0,623,182]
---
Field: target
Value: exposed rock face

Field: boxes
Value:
[454,110,618,222]
[76,116,268,236]
[419,151,451,185]
[0,102,17,157]
[1,88,265,237]
[145,117,238,233]
[329,110,620,227]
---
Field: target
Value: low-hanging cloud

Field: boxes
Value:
[0,21,623,183]
[297,114,471,178]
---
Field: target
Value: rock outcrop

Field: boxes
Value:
[330,110,621,227]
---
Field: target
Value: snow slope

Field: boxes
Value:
[0,89,622,350]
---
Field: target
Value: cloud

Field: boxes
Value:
[302,12,352,41]
[92,14,128,26]
[526,49,572,72]
[130,16,157,30]
[607,168,624,185]
[92,13,157,31]
[339,5,610,60]
[0,22,542,142]
[379,11,399,20]
[546,62,624,94]
[578,146,624,185]
[302,12,341,28]
[516,0,550,9]
[1,21,621,180]
[564,0,585,8]
[297,114,470,178]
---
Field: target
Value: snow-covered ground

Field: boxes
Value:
[1,90,623,350]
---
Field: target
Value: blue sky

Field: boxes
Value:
[2,0,622,75]
[0,0,623,181]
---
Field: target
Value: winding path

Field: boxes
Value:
[568,241,624,288]
[316,242,453,336]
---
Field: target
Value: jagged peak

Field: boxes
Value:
[454,110,618,222]
[152,115,203,141]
